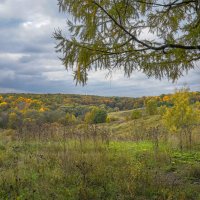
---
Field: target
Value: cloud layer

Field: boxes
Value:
[0,0,199,97]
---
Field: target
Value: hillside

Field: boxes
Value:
[0,92,200,199]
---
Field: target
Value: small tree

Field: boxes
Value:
[163,89,199,150]
[85,107,107,124]
[93,109,107,124]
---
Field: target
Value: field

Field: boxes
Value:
[0,112,200,199]
[0,93,200,199]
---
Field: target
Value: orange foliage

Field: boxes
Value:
[163,95,170,102]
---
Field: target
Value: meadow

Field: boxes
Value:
[0,92,200,199]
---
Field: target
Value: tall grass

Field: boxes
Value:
[0,126,200,200]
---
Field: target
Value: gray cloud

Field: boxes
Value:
[0,0,199,97]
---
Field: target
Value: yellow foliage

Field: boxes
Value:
[163,95,170,102]
[163,89,199,133]
[0,102,8,109]
[39,107,48,112]
[8,96,14,100]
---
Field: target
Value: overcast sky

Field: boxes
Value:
[0,0,199,97]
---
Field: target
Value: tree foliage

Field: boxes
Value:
[163,88,199,131]
[85,107,107,124]
[0,93,199,129]
[54,0,200,85]
[163,88,200,149]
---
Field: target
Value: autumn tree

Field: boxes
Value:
[54,0,200,85]
[163,88,199,150]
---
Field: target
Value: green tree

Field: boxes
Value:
[43,110,66,123]
[93,109,107,124]
[54,0,200,85]
[163,89,199,150]
[85,107,107,124]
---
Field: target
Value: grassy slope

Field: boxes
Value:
[0,110,200,199]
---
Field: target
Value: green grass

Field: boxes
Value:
[0,128,200,200]
[0,110,200,200]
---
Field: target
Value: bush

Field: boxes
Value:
[93,109,107,123]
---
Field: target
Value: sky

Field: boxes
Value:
[0,0,199,97]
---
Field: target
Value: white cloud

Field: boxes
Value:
[0,87,26,93]
[139,27,157,41]
[0,70,15,80]
[22,19,50,29]
[0,53,26,61]
[0,0,199,97]
[42,71,72,81]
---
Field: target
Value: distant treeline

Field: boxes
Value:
[0,92,199,129]
[1,92,200,110]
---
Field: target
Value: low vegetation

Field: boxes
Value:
[0,89,200,199]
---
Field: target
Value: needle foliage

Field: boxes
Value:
[54,0,200,85]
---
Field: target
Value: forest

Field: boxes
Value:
[0,90,200,199]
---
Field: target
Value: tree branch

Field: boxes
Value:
[93,1,200,51]
[133,0,196,8]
